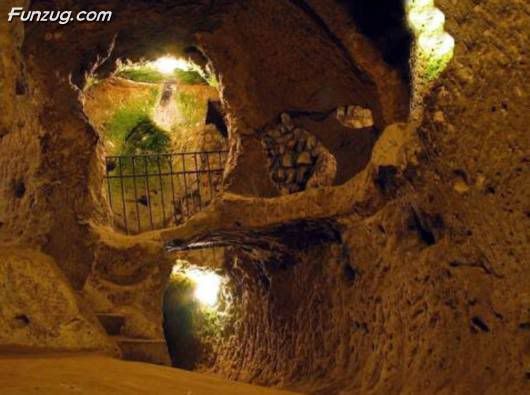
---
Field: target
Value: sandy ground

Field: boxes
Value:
[0,353,299,395]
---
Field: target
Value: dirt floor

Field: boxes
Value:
[0,353,299,395]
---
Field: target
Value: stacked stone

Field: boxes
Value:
[262,113,322,195]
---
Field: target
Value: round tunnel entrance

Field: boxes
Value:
[162,260,226,369]
[82,54,229,235]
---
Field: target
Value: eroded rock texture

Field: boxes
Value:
[163,1,530,393]
[0,247,115,353]
[0,0,528,394]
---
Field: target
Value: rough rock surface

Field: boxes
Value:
[197,0,404,194]
[83,225,172,340]
[0,0,528,394]
[0,246,115,353]
[162,1,530,393]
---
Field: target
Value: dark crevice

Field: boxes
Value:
[471,316,490,333]
[13,179,26,199]
[374,165,399,196]
[15,78,26,95]
[343,264,357,283]
[167,219,342,253]
[13,314,30,327]
[409,208,443,246]
[448,259,502,278]
[206,100,228,137]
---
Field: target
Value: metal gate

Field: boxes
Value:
[105,150,228,234]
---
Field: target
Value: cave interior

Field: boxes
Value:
[0,0,529,394]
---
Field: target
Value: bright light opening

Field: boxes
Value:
[152,56,192,75]
[172,265,222,307]
[406,0,455,82]
[418,32,455,58]
[408,8,445,35]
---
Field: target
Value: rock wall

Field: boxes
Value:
[83,225,172,340]
[198,0,530,393]
[0,0,47,245]
[0,246,115,353]
[0,1,528,393]
[197,0,405,196]
[0,0,108,288]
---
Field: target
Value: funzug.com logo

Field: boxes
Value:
[7,7,112,25]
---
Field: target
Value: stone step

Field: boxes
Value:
[113,337,171,366]
[96,313,125,336]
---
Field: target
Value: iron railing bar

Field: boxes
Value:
[181,153,191,218]
[131,157,141,234]
[143,156,154,230]
[105,169,225,179]
[105,150,229,234]
[156,155,167,224]
[105,150,228,159]
[106,159,114,211]
[118,157,129,234]
[205,152,214,203]
[193,153,202,210]
[167,154,178,224]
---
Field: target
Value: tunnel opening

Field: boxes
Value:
[163,259,230,370]
[83,54,229,234]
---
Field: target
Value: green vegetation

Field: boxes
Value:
[176,92,203,128]
[123,117,171,155]
[204,72,219,89]
[116,65,207,85]
[420,49,454,81]
[117,67,166,84]
[166,272,226,339]
[83,75,101,91]
[175,69,207,85]
[103,87,160,155]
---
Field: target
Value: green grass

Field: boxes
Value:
[423,53,453,81]
[166,272,226,338]
[123,117,171,155]
[117,65,207,85]
[176,92,203,128]
[117,67,166,83]
[103,87,160,155]
[174,69,207,85]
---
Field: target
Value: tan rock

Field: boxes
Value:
[296,151,312,165]
[280,113,294,131]
[0,247,115,353]
[281,154,294,168]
